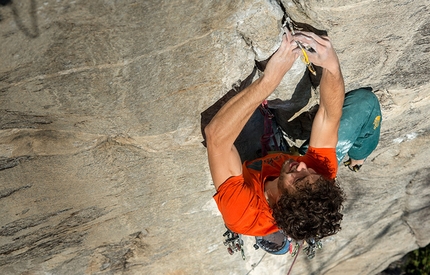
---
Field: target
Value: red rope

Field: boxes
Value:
[286,242,302,275]
[259,100,279,156]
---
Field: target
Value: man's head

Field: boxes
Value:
[272,159,345,241]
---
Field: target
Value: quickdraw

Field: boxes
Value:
[283,17,317,76]
[222,227,246,260]
[286,238,323,274]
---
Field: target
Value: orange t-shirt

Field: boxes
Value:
[213,146,337,236]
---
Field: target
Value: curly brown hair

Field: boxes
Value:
[272,176,345,241]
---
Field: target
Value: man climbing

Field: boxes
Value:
[204,30,381,241]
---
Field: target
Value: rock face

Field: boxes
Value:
[0,0,429,274]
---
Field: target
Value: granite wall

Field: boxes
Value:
[0,0,429,274]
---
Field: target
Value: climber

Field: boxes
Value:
[204,30,381,241]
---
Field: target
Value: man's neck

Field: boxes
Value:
[264,178,280,208]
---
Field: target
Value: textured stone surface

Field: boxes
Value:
[0,0,429,274]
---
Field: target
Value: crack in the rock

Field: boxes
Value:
[246,253,266,275]
[0,206,107,266]
[0,208,71,237]
[0,156,33,171]
[400,169,430,246]
[0,110,53,130]
[1,28,215,91]
[0,184,32,199]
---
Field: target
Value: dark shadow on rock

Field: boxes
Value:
[0,0,11,6]
[0,0,12,22]
[233,104,266,162]
[200,67,264,162]
[2,0,40,38]
[291,20,328,37]
[277,1,328,37]
[0,0,11,7]
[267,66,321,143]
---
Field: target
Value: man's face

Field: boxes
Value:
[277,159,321,194]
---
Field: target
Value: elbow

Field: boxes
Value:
[204,122,217,147]
[204,120,226,148]
[332,109,343,123]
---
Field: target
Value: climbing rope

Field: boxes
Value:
[286,241,303,275]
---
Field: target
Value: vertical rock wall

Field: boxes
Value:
[0,0,429,274]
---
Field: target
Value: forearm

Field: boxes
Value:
[319,66,345,121]
[205,76,275,148]
[307,66,345,148]
[292,31,345,120]
[205,32,298,150]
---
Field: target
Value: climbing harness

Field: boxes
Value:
[283,17,317,76]
[258,100,288,156]
[255,230,292,255]
[223,225,323,272]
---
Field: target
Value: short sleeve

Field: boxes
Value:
[213,175,255,232]
[298,146,337,179]
[213,175,279,236]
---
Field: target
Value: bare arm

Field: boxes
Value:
[205,32,299,190]
[294,32,345,148]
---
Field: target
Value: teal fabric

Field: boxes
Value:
[336,88,382,164]
[300,88,382,164]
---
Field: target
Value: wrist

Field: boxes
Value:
[259,73,281,93]
[322,55,342,75]
[323,64,342,78]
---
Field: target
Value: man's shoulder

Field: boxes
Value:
[300,146,337,179]
[245,152,297,169]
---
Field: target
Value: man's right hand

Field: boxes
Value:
[293,31,345,150]
[292,31,341,75]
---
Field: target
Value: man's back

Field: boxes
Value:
[214,147,338,236]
